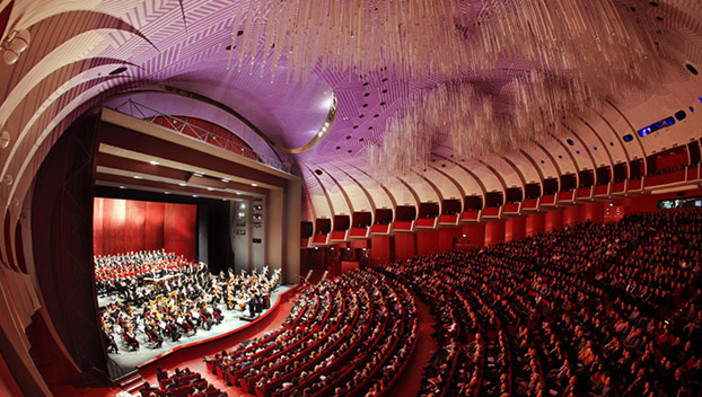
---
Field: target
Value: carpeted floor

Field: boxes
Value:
[386,294,437,397]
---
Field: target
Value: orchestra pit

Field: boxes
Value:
[0,1,701,396]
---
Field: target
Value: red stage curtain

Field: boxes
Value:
[164,202,197,260]
[144,201,165,250]
[93,198,196,259]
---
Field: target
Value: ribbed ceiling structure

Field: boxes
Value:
[1,0,702,243]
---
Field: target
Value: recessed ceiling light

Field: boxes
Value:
[221,178,230,183]
[133,175,142,179]
[207,187,214,191]
[179,183,187,186]
[149,160,160,165]
[251,183,258,187]
[119,186,126,189]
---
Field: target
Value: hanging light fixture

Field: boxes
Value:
[229,1,676,178]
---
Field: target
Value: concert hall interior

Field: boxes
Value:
[1,1,702,396]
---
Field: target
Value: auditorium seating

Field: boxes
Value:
[203,209,699,396]
[139,368,226,397]
[382,209,701,396]
[205,270,417,397]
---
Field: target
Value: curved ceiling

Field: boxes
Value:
[1,0,702,240]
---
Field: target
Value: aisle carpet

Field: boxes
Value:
[386,294,437,397]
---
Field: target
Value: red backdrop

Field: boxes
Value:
[93,198,197,259]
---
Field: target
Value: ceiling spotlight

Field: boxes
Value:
[164,191,171,195]
[2,29,31,66]
[207,187,214,191]
[251,183,258,187]
[221,178,230,183]
[193,172,204,177]
[192,194,198,198]
[179,183,187,186]
[119,186,126,189]
[149,160,160,165]
[133,175,142,179]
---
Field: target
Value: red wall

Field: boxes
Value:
[563,206,583,226]
[505,217,526,242]
[93,198,197,259]
[416,230,438,256]
[317,188,702,269]
[583,202,604,222]
[439,227,462,252]
[545,209,563,232]
[484,221,505,246]
[462,224,485,249]
[526,213,545,236]
[370,236,392,265]
[394,233,416,260]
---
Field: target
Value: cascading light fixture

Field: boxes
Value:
[230,0,676,178]
[229,0,471,82]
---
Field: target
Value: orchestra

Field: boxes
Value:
[97,249,280,353]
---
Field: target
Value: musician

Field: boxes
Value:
[98,250,281,352]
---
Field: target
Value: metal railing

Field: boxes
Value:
[110,99,290,172]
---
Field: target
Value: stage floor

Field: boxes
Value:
[106,285,292,377]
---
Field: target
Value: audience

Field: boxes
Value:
[150,209,699,396]
[205,270,417,397]
[382,209,701,396]
[139,367,226,397]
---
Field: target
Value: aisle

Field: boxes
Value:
[387,294,436,397]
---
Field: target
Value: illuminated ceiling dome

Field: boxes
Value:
[0,0,701,233]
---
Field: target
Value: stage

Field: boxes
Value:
[105,285,293,378]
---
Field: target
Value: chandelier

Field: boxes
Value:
[231,1,674,177]
[230,0,471,82]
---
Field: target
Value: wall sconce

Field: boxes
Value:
[2,29,30,65]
